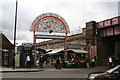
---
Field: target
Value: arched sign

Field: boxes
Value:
[30,13,70,33]
[30,13,70,60]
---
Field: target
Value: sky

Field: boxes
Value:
[0,0,120,45]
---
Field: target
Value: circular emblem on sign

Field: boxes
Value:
[30,13,70,33]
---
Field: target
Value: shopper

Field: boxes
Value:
[86,57,90,68]
[56,57,62,70]
[39,55,44,68]
[26,54,31,68]
[46,57,52,68]
[91,58,95,68]
[108,57,113,68]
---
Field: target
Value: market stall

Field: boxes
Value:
[47,48,89,68]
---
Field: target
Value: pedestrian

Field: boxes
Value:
[71,58,75,68]
[86,54,90,68]
[56,57,62,70]
[94,56,97,67]
[39,55,44,68]
[26,54,31,68]
[108,57,113,68]
[91,58,95,68]
[86,57,90,68]
[47,57,51,68]
[36,60,39,68]
[112,55,115,67]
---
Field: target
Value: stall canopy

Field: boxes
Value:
[36,48,52,54]
[47,48,88,55]
[47,48,64,55]
[69,49,88,54]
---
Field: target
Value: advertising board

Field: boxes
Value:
[97,21,104,29]
[104,19,111,27]
[114,26,120,34]
[99,29,107,37]
[22,43,33,47]
[107,27,113,36]
[112,17,120,25]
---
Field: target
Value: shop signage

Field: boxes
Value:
[112,17,120,25]
[104,19,111,27]
[30,13,70,33]
[97,21,104,28]
[96,16,120,29]
[107,27,113,36]
[99,29,106,37]
[96,16,120,37]
[114,26,120,34]
[22,43,33,47]
[103,29,107,36]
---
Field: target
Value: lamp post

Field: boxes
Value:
[64,28,68,60]
[13,0,18,70]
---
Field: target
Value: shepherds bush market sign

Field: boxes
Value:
[96,16,120,37]
[30,13,70,33]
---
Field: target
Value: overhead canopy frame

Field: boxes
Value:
[36,34,65,39]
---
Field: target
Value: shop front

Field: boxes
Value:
[17,43,35,68]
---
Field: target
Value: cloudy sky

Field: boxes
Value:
[0,0,120,45]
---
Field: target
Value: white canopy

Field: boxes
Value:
[47,48,88,55]
[47,48,64,55]
[69,49,88,53]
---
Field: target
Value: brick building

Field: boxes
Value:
[0,33,14,67]
[37,16,120,66]
[96,16,120,66]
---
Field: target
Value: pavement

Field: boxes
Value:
[1,66,109,80]
[0,66,108,73]
[0,67,44,73]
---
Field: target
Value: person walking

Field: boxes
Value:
[71,58,75,68]
[39,55,44,68]
[86,57,90,68]
[86,54,90,68]
[47,57,51,68]
[26,54,31,68]
[108,57,113,68]
[56,57,62,70]
[91,58,95,68]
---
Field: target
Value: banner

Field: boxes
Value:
[112,17,120,25]
[104,19,111,27]
[30,13,70,33]
[107,27,113,36]
[97,21,104,29]
[114,26,120,34]
[99,29,106,37]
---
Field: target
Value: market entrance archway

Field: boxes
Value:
[30,13,70,60]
